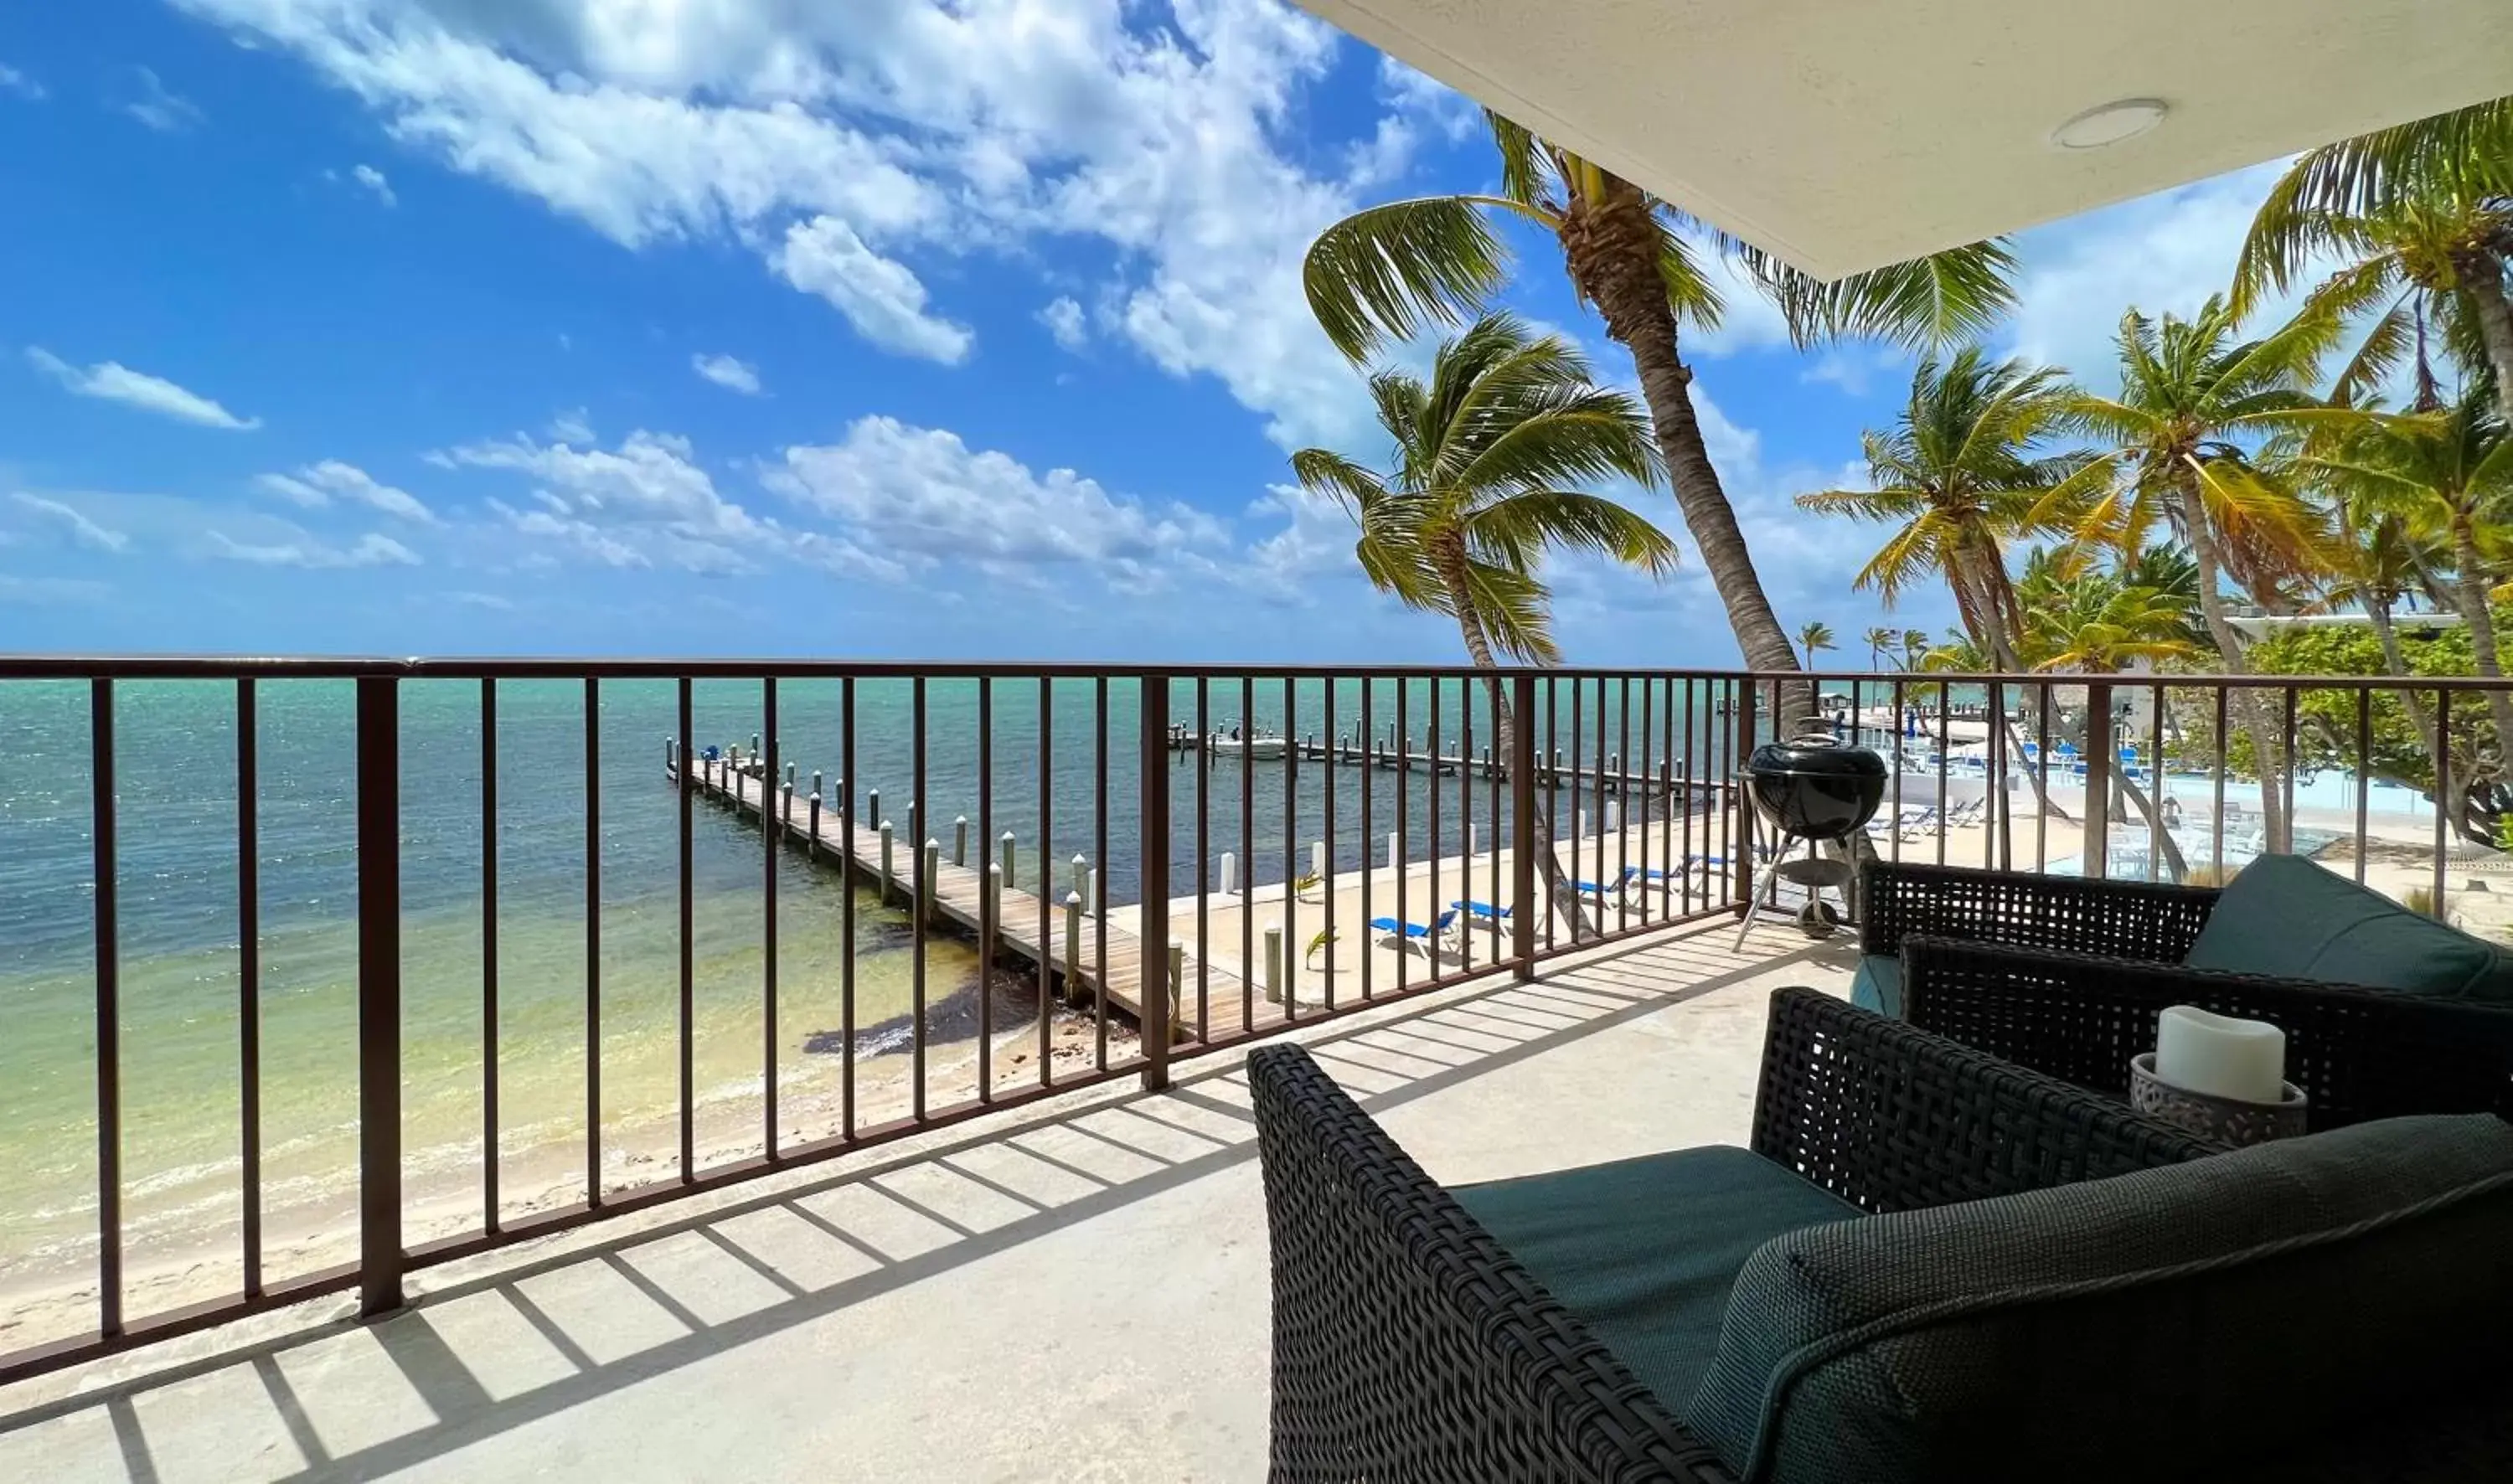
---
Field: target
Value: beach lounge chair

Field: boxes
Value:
[1576,866,1639,902]
[1368,907,1458,959]
[1897,806,1941,841]
[1452,899,1510,931]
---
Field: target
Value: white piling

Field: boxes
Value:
[1000,830,1018,888]
[953,815,970,867]
[1166,939,1186,1038]
[985,863,1003,962]
[1468,822,1478,858]
[869,788,883,827]
[1220,851,1236,896]
[807,791,822,857]
[879,822,896,901]
[1387,832,1400,870]
[1264,925,1285,1005]
[1090,868,1102,915]
[1063,892,1086,1007]
[1071,853,1088,902]
[921,839,940,922]
[1311,840,1326,879]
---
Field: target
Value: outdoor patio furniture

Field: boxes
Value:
[1369,907,1458,958]
[1853,855,2513,1126]
[1251,987,2513,1482]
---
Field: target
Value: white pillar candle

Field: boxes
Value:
[2154,1005,2286,1104]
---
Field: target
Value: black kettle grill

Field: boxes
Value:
[1736,730,1886,945]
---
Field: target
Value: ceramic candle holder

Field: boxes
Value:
[2129,1053,2309,1146]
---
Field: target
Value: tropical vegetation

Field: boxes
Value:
[1300,94,2513,875]
[1293,312,1674,935]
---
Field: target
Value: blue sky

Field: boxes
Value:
[0,0,2296,665]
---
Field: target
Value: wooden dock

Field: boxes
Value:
[1178,731,1694,797]
[667,750,1282,1046]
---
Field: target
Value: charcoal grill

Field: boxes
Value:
[1733,729,1887,948]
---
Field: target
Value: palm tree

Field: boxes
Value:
[1901,628,1932,669]
[1861,626,1898,669]
[1797,621,1837,667]
[2065,297,2350,851]
[1303,110,2018,723]
[2236,99,2513,426]
[2301,389,2513,750]
[1292,312,1674,940]
[1798,349,2088,670]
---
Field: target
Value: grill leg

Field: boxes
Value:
[1733,839,1785,953]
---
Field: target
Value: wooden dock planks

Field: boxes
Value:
[668,754,1279,1045]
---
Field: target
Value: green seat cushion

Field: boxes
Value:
[1453,1146,1861,1409]
[1849,955,1902,1018]
[2183,853,2513,1002]
[1682,1113,2513,1484]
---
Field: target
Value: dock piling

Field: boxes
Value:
[953,815,969,868]
[807,791,821,858]
[879,822,896,902]
[1063,893,1085,1007]
[1167,940,1186,1039]
[921,839,940,924]
[1264,925,1284,1005]
[1071,853,1087,904]
[1220,851,1236,897]
[999,830,1017,888]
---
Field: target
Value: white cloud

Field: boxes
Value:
[209,530,420,569]
[771,215,971,363]
[0,63,44,100]
[25,348,261,430]
[1242,482,1355,595]
[2001,161,2293,389]
[437,426,761,572]
[445,589,514,610]
[253,460,436,523]
[691,352,763,395]
[1375,56,1476,143]
[10,493,130,553]
[1038,296,1088,353]
[351,162,395,204]
[766,415,1228,590]
[546,407,595,444]
[123,65,204,131]
[168,0,1424,445]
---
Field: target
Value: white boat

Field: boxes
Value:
[1210,732,1288,759]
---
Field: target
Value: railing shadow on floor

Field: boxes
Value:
[0,920,1847,1484]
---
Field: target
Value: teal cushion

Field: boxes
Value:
[2183,853,2513,1002]
[1454,1146,1862,1409]
[1682,1114,2513,1484]
[1849,955,1902,1018]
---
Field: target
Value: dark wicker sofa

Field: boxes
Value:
[1251,987,2513,1482]
[1860,858,2513,1127]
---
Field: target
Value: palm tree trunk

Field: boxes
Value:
[1556,177,1806,729]
[2461,259,2513,431]
[2185,508,2293,853]
[2366,601,2444,770]
[1439,544,1596,942]
[2448,515,2513,754]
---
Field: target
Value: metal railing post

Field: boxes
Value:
[1733,680,1758,911]
[1138,674,1171,1090]
[1510,673,1538,980]
[355,676,403,1318]
[2082,681,2113,880]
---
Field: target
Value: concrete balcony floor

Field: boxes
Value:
[0,919,1856,1483]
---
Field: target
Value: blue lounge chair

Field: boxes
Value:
[1576,866,1640,900]
[1369,908,1458,959]
[1452,899,1511,928]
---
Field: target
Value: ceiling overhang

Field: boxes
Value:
[1297,0,2510,278]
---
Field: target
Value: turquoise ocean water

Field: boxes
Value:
[0,674,1713,1296]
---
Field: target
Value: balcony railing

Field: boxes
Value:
[1,657,2506,1384]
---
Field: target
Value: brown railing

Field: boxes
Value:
[3,657,2507,1384]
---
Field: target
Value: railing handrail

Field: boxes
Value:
[5,655,2513,694]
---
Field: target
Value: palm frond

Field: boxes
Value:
[1457,559,1559,663]
[1744,240,2021,351]
[1303,195,1545,363]
[1468,488,1678,575]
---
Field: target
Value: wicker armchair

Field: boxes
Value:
[1861,860,2513,1128]
[1250,987,2217,1482]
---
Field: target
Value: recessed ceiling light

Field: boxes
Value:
[2051,99,2169,151]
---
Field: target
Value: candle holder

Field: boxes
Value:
[2129,1053,2308,1146]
